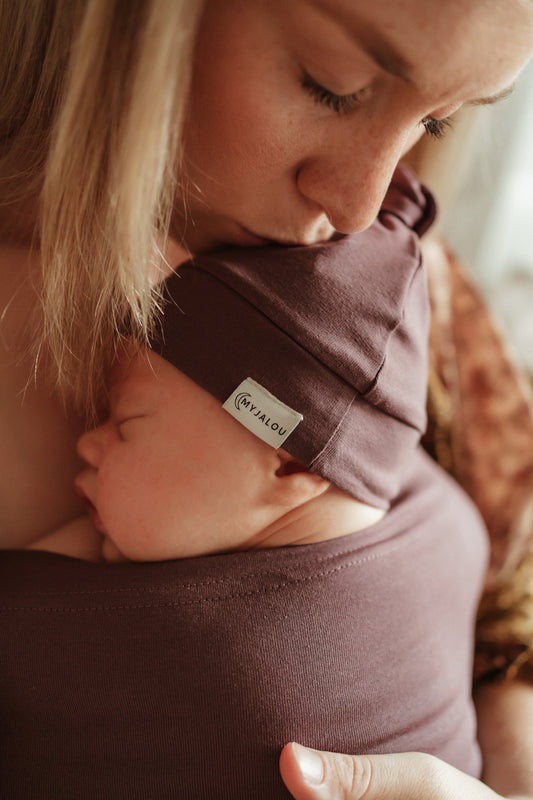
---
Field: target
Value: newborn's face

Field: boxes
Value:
[75,345,278,561]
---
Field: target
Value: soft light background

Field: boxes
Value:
[441,59,533,372]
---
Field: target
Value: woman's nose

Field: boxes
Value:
[76,423,111,467]
[296,114,413,234]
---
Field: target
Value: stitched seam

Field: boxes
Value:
[308,395,356,468]
[15,525,409,597]
[1,536,410,612]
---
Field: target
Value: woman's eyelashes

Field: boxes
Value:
[301,68,453,141]
[300,70,364,114]
[420,115,453,140]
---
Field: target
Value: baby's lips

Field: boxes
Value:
[73,474,90,506]
[74,477,106,534]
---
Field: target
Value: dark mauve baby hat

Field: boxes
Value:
[156,166,436,508]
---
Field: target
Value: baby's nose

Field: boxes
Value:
[76,423,109,467]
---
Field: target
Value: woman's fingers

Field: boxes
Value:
[279,742,501,800]
[279,743,373,800]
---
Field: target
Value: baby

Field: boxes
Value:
[75,341,387,563]
[5,168,488,798]
[34,166,431,565]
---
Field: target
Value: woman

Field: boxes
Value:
[1,1,533,797]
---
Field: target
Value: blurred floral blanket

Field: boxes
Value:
[424,239,533,683]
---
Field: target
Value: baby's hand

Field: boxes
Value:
[25,515,104,562]
[101,535,128,563]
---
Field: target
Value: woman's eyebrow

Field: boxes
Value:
[304,0,516,106]
[304,0,416,82]
[467,84,516,106]
[344,28,515,106]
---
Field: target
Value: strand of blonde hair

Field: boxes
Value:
[1,0,203,418]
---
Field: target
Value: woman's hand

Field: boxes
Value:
[279,743,531,800]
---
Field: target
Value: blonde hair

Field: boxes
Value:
[0,0,204,415]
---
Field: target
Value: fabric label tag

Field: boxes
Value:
[222,377,303,448]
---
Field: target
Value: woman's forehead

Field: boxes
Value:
[274,0,533,99]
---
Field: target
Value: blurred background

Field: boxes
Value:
[411,58,533,373]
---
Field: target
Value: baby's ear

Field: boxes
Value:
[271,450,330,508]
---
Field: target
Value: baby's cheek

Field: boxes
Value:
[115,505,169,561]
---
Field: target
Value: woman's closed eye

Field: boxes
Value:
[300,69,366,115]
[301,68,453,141]
[420,115,453,140]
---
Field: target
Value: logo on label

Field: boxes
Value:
[234,392,252,411]
[222,378,303,448]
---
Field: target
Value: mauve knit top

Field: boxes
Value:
[0,449,488,798]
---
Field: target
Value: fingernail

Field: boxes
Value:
[292,743,324,785]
